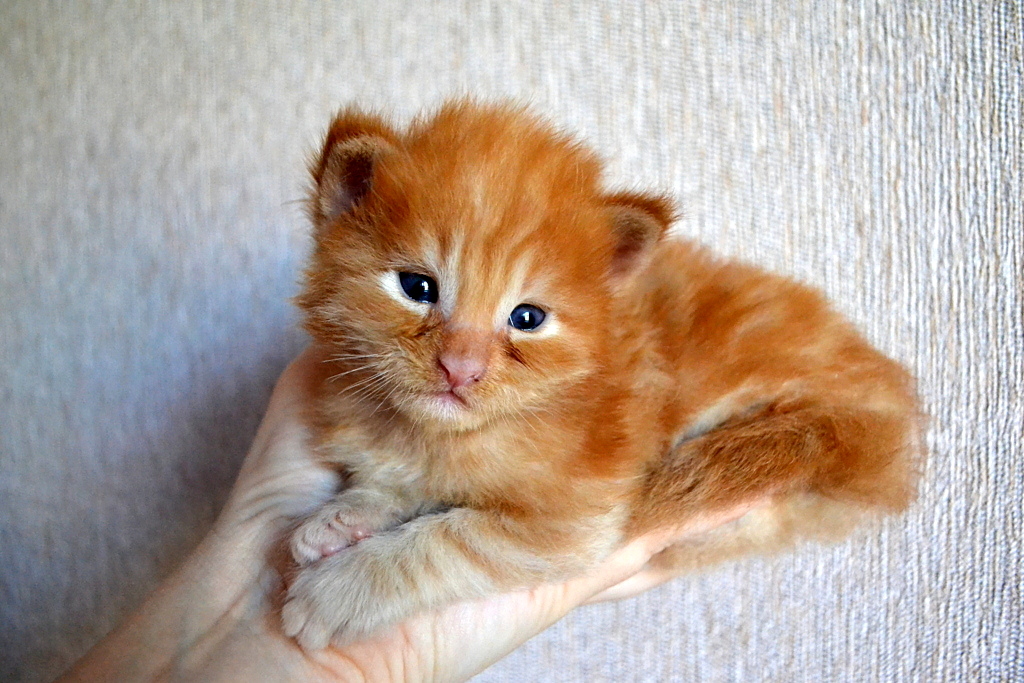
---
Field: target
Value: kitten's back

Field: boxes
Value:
[624,239,921,560]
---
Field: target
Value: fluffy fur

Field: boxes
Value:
[281,101,922,648]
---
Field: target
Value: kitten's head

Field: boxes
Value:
[299,101,674,431]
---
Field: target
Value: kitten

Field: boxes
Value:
[282,101,922,649]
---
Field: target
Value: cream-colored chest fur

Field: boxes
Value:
[316,403,582,510]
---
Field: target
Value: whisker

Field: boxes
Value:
[378,387,412,431]
[369,382,403,418]
[326,365,380,381]
[331,372,383,394]
[338,376,384,396]
[322,353,385,364]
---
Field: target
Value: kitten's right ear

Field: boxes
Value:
[604,191,676,279]
[308,109,398,231]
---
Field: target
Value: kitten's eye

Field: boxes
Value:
[398,272,438,304]
[509,304,546,331]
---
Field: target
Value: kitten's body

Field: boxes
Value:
[282,102,921,648]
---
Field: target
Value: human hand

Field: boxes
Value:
[60,347,757,683]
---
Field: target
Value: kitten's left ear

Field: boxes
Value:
[308,108,399,233]
[604,192,676,277]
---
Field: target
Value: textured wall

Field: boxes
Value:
[1,2,1021,681]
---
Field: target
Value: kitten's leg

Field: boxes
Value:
[290,487,418,565]
[283,507,591,649]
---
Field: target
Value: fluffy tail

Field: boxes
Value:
[628,397,923,570]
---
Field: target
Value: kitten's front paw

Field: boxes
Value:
[291,494,398,565]
[282,546,410,649]
[281,591,335,651]
[291,507,371,566]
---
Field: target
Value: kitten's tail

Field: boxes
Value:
[628,397,923,571]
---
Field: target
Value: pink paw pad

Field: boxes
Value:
[291,512,379,565]
[316,526,372,559]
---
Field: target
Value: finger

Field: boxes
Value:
[523,498,769,614]
[236,345,331,475]
[587,564,678,603]
[272,345,333,406]
[218,346,339,527]
[585,497,771,604]
[533,535,660,612]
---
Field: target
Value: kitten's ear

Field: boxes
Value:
[604,192,676,277]
[308,108,399,230]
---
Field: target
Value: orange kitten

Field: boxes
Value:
[282,101,922,648]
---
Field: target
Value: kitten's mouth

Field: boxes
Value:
[422,389,471,419]
[434,390,468,408]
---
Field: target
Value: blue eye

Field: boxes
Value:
[509,304,546,331]
[398,272,438,304]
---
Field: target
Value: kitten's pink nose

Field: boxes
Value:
[438,353,487,389]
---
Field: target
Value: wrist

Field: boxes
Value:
[57,520,266,682]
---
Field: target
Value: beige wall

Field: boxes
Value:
[1,2,1020,680]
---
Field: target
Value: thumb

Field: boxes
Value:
[218,346,339,533]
